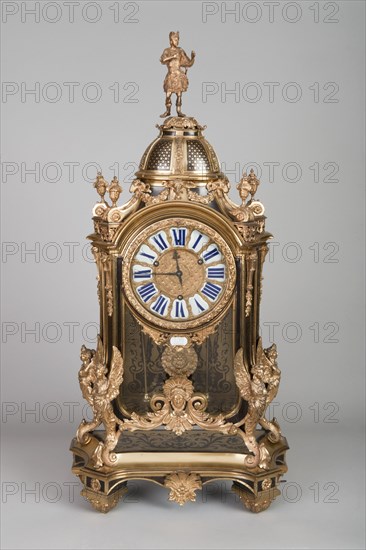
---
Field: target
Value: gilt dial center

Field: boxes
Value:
[155,249,205,299]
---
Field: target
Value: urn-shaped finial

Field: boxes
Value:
[108,176,122,207]
[93,172,108,203]
[237,168,260,206]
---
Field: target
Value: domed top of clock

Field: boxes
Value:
[135,116,224,187]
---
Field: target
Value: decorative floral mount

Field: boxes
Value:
[164,472,202,505]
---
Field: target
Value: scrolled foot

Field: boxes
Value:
[232,482,280,513]
[240,495,272,513]
[81,486,127,513]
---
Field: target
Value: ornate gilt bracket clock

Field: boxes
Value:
[70,32,289,513]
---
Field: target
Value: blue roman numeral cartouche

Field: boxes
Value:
[175,301,186,318]
[194,298,205,312]
[191,233,203,250]
[151,295,168,315]
[134,269,152,279]
[153,233,168,251]
[140,252,155,260]
[137,283,157,302]
[207,267,225,279]
[201,282,221,300]
[203,247,220,262]
[172,228,186,246]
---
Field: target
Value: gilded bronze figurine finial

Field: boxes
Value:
[160,31,195,118]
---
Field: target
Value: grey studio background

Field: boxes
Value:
[1,1,365,549]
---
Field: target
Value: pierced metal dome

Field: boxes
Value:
[135,117,224,187]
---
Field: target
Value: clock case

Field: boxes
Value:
[70,116,288,513]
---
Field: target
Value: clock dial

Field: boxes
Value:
[122,219,236,330]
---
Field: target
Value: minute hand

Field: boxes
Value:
[172,250,183,286]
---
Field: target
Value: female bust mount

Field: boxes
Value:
[160,31,195,118]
